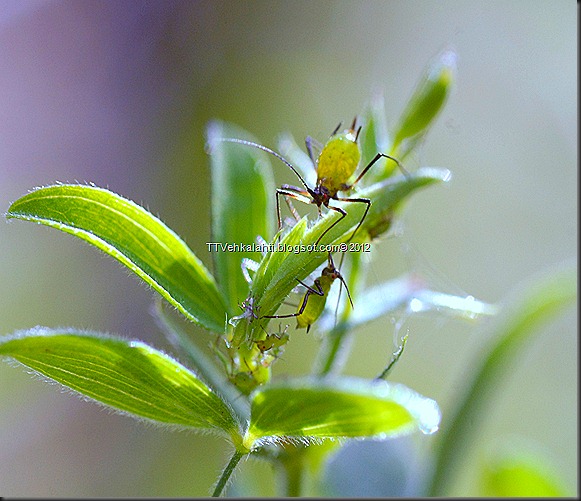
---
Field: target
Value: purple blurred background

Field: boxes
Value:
[0,1,576,496]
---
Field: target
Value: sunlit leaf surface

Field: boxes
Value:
[7,184,227,332]
[244,377,440,450]
[0,329,241,440]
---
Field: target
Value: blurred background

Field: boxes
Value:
[0,0,576,496]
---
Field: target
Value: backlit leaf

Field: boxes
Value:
[427,260,577,496]
[7,184,227,332]
[208,121,275,313]
[0,328,242,442]
[244,377,440,451]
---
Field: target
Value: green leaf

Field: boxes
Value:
[207,121,276,313]
[479,440,572,497]
[228,167,449,345]
[0,329,242,442]
[243,377,440,451]
[392,49,456,151]
[6,184,227,332]
[318,274,498,331]
[427,260,577,496]
[151,298,250,424]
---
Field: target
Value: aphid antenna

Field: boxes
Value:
[332,250,354,326]
[333,251,354,324]
[218,137,313,194]
[336,273,354,309]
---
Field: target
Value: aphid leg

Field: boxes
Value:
[298,279,326,334]
[227,296,259,327]
[282,194,302,222]
[331,121,343,136]
[275,186,312,235]
[351,153,410,187]
[335,196,371,244]
[261,305,300,321]
[261,278,324,320]
[313,204,347,247]
[326,251,335,267]
[295,277,325,297]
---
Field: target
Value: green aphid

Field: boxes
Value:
[219,118,407,245]
[262,253,353,333]
[255,325,289,354]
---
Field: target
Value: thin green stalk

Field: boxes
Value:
[313,321,349,376]
[212,450,244,497]
[375,333,408,380]
[426,261,576,496]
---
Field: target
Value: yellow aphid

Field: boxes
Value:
[316,129,361,195]
[261,253,353,333]
[219,117,406,245]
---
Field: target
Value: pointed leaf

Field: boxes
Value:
[152,298,250,423]
[0,328,241,441]
[317,274,498,332]
[208,121,275,312]
[6,184,227,332]
[393,49,457,150]
[244,377,440,450]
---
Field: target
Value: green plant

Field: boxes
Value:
[1,50,575,497]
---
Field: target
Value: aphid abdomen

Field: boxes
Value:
[316,134,361,195]
[296,276,333,329]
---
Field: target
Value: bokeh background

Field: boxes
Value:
[0,0,576,496]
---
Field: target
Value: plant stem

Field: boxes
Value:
[313,252,362,376]
[279,447,305,497]
[151,298,250,423]
[212,450,244,497]
[313,321,350,376]
[375,333,408,380]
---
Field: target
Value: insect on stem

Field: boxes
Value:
[214,119,407,246]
